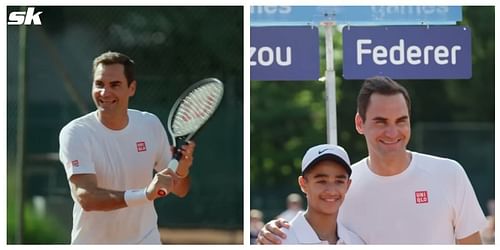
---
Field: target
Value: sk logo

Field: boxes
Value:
[8,7,43,25]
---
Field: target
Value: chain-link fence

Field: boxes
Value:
[7,6,243,243]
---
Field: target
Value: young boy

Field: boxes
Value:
[281,144,363,244]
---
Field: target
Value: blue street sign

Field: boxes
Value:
[251,6,462,26]
[342,26,471,79]
[251,26,320,81]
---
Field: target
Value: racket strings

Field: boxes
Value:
[173,97,214,133]
[172,82,223,136]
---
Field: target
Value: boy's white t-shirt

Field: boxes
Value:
[281,211,365,244]
[338,151,488,244]
[59,109,171,244]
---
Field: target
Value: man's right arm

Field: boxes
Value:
[256,218,290,244]
[70,174,127,211]
[70,169,176,211]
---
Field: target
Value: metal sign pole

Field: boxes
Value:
[323,22,337,145]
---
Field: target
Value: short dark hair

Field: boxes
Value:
[92,51,135,85]
[357,76,411,122]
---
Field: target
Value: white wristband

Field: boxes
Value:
[124,188,150,207]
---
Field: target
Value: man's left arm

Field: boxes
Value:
[169,141,196,197]
[172,176,191,197]
[152,113,195,198]
[456,232,482,244]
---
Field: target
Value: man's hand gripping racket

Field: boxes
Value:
[157,78,224,196]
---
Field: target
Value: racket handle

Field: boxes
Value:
[157,148,185,197]
[168,158,179,172]
[157,188,168,197]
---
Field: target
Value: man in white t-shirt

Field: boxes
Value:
[281,144,363,244]
[59,51,196,244]
[257,76,487,244]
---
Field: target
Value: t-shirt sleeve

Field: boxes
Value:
[452,162,488,239]
[280,227,298,244]
[59,124,96,179]
[152,115,172,173]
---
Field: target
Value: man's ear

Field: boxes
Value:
[298,176,307,194]
[129,80,137,97]
[355,112,364,135]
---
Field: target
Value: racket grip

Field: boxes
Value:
[168,158,180,172]
[157,188,168,197]
[169,148,183,172]
[172,147,183,159]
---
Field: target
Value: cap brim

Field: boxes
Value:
[302,154,352,176]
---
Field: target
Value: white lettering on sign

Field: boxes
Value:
[370,6,449,20]
[250,46,292,67]
[8,7,43,25]
[356,39,461,66]
[250,6,292,15]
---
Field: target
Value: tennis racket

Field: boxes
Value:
[158,78,224,196]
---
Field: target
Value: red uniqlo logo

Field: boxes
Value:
[71,160,79,167]
[136,141,147,152]
[415,191,429,204]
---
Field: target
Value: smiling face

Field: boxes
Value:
[355,93,411,159]
[299,160,351,216]
[92,63,136,116]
